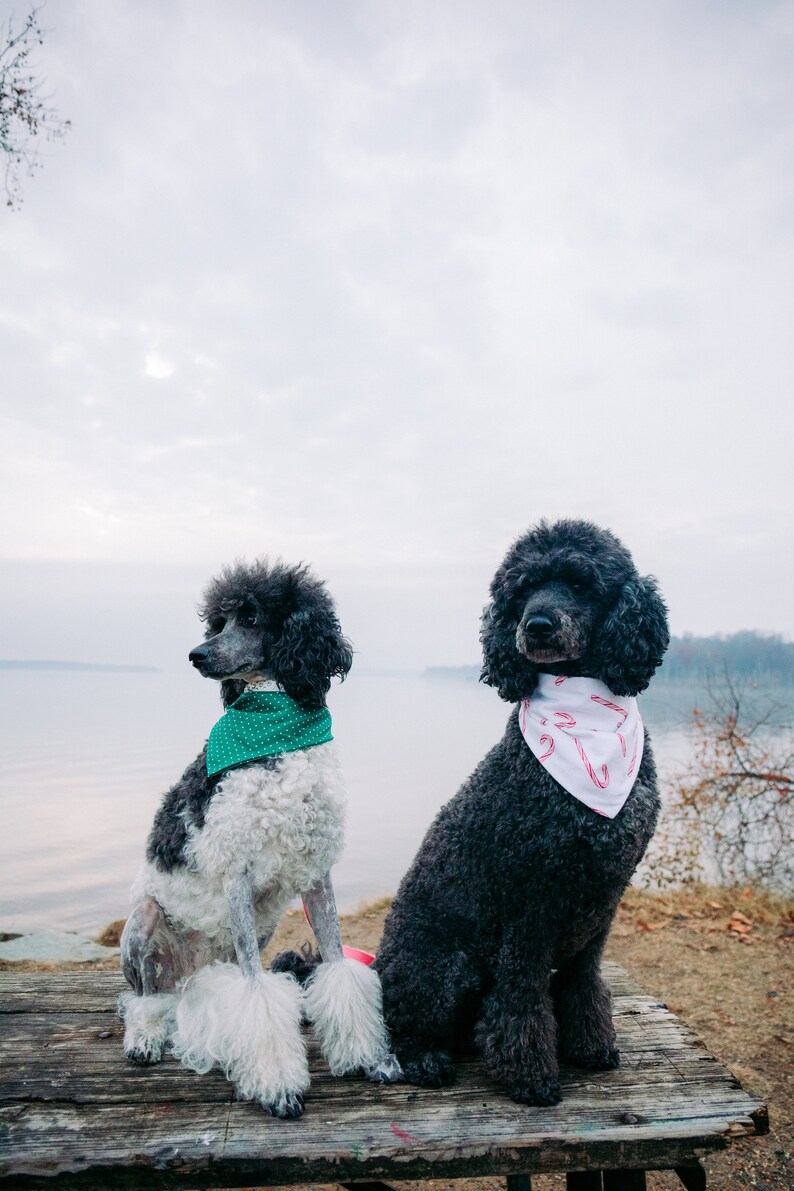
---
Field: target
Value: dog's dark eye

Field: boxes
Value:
[210,617,226,634]
[569,580,584,592]
[236,599,258,627]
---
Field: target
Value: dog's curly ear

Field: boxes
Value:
[480,599,539,704]
[589,575,669,696]
[270,607,353,710]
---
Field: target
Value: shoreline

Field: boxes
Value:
[1,884,790,970]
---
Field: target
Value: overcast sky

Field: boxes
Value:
[1,0,792,670]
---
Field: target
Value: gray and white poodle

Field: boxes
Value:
[375,519,669,1106]
[120,559,397,1119]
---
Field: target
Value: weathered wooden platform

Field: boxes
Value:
[0,963,767,1190]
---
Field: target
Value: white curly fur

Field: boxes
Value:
[170,964,309,1106]
[119,990,178,1064]
[123,733,399,1109]
[133,743,346,944]
[304,957,391,1075]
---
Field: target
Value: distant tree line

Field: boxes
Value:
[659,632,794,684]
[424,632,794,686]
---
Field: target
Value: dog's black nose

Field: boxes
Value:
[525,615,554,637]
[189,645,210,666]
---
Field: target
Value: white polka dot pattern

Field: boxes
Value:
[206,691,334,777]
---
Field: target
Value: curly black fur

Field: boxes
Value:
[146,559,352,872]
[270,943,322,984]
[376,519,669,1106]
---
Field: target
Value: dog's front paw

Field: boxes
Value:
[260,1091,305,1119]
[124,1038,164,1065]
[564,1044,620,1071]
[510,1077,562,1107]
[404,1049,455,1088]
[366,1052,404,1084]
[119,991,175,1066]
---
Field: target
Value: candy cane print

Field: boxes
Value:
[627,726,639,777]
[554,675,568,686]
[590,694,628,723]
[554,710,577,728]
[538,734,555,761]
[617,731,627,758]
[573,737,610,788]
[520,699,529,734]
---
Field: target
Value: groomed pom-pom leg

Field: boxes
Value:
[302,873,402,1082]
[166,870,311,1117]
[304,957,399,1078]
[170,963,309,1117]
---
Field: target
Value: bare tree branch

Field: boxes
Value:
[0,6,70,209]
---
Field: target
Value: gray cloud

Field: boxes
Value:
[1,0,792,664]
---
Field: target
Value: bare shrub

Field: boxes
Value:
[645,673,793,891]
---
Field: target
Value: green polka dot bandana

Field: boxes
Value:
[206,689,333,777]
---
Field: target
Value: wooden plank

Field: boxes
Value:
[0,966,767,1190]
[0,964,649,1014]
[0,974,119,1015]
[1,1073,765,1179]
[0,1099,766,1190]
[0,1013,755,1108]
[0,1036,761,1116]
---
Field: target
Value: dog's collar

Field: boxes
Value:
[519,674,644,818]
[207,689,333,777]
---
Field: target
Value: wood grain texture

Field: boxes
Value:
[0,963,767,1190]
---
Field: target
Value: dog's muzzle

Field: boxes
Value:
[525,615,554,639]
[517,611,579,662]
[189,645,210,670]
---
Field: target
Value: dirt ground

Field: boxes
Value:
[3,886,792,1190]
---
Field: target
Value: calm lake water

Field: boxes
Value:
[1,669,697,935]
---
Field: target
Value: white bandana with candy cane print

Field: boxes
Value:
[519,674,644,818]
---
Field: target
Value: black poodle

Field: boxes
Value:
[374,519,669,1106]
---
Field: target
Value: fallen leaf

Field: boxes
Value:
[730,910,753,926]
